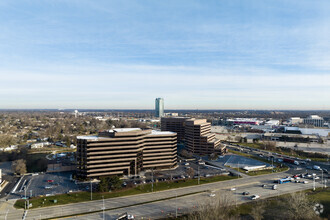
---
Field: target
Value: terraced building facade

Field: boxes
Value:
[76,128,177,179]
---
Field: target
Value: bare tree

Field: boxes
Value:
[250,201,265,220]
[186,167,195,178]
[283,192,320,220]
[12,159,27,175]
[185,191,238,220]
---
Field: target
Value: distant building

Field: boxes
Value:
[227,118,261,125]
[155,98,164,117]
[76,128,177,179]
[290,117,304,125]
[303,115,324,127]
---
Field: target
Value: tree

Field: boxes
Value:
[186,167,195,178]
[98,175,122,192]
[185,191,238,220]
[12,159,27,175]
[107,175,122,190]
[283,192,319,220]
[250,201,265,220]
[180,149,193,158]
[98,177,109,192]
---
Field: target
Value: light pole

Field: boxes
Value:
[5,209,9,220]
[313,176,315,191]
[321,169,324,188]
[198,164,200,185]
[175,190,178,218]
[102,196,105,220]
[90,180,93,200]
[151,169,154,192]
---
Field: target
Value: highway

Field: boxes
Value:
[3,168,325,220]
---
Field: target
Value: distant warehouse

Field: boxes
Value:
[76,128,177,179]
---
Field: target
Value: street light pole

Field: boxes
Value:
[313,176,315,191]
[151,169,154,192]
[102,196,105,220]
[90,180,93,200]
[175,190,178,218]
[198,164,200,185]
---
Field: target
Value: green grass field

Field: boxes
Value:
[15,175,236,209]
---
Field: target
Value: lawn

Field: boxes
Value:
[15,175,236,209]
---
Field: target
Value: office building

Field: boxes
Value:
[161,117,189,142]
[303,115,325,127]
[76,128,177,179]
[161,117,226,155]
[185,119,225,155]
[155,98,164,117]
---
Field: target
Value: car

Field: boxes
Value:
[46,180,54,183]
[185,162,190,166]
[322,168,328,174]
[262,184,267,188]
[272,185,278,190]
[230,187,236,191]
[242,191,250,195]
[209,193,216,197]
[251,195,260,200]
[303,181,309,184]
[314,176,320,180]
[313,165,322,171]
[305,158,311,162]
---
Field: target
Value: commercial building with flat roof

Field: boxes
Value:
[161,117,189,142]
[161,117,226,155]
[76,128,177,179]
[185,119,225,155]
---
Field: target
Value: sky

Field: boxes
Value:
[0,0,330,110]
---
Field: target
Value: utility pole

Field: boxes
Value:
[198,164,200,185]
[5,209,9,220]
[151,169,154,192]
[102,196,105,220]
[175,190,178,218]
[90,180,93,200]
[313,176,315,191]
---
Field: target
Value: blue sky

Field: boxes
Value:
[0,0,329,110]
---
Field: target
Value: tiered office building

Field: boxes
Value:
[161,117,226,155]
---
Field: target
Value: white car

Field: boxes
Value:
[251,195,260,200]
[185,162,190,166]
[230,187,236,191]
[303,181,309,184]
[209,193,216,197]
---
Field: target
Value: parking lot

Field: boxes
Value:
[123,158,230,185]
[13,172,79,198]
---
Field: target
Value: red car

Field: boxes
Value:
[46,180,54,183]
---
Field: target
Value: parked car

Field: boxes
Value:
[272,185,277,190]
[242,191,250,195]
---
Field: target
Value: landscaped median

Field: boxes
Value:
[227,149,289,176]
[14,175,236,209]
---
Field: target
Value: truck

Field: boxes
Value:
[283,158,299,165]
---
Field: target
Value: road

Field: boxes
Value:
[2,169,325,220]
[65,180,323,220]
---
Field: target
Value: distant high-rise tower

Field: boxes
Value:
[155,98,164,117]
